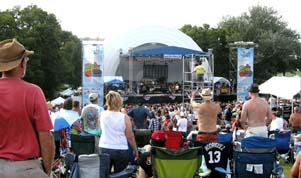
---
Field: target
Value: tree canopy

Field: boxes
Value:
[181,5,301,83]
[0,5,82,99]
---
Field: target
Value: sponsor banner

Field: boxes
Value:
[135,57,182,63]
[82,41,104,106]
[237,48,254,102]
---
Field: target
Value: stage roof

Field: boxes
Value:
[133,46,207,56]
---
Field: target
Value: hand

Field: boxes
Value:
[133,149,139,160]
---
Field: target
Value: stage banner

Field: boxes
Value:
[82,41,104,106]
[237,47,254,102]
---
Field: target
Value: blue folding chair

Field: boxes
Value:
[233,136,281,178]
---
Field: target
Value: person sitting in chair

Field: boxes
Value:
[137,130,166,178]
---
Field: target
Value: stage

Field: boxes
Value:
[121,94,236,104]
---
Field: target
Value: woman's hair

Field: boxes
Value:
[105,91,122,111]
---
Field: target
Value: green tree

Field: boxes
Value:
[0,5,82,99]
[219,5,301,82]
[59,31,82,88]
[180,24,229,77]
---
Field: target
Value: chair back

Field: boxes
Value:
[151,146,202,178]
[217,132,233,143]
[241,136,277,153]
[71,134,95,155]
[234,136,279,178]
[192,141,233,178]
[274,131,291,152]
[134,129,152,147]
[233,151,276,177]
[165,131,183,150]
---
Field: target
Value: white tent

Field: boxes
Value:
[213,77,230,86]
[51,96,65,106]
[104,25,202,76]
[259,76,301,99]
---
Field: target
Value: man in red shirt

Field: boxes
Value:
[0,39,54,177]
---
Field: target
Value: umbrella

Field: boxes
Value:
[54,117,70,131]
[58,110,80,126]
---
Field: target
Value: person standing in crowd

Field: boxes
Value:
[128,102,152,129]
[72,100,81,116]
[268,95,277,109]
[223,104,233,125]
[193,61,206,82]
[81,93,104,136]
[99,91,138,174]
[148,111,160,132]
[289,106,301,133]
[269,108,287,132]
[177,112,188,137]
[0,39,54,177]
[241,83,273,138]
[191,88,221,142]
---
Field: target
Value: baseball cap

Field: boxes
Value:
[89,93,98,101]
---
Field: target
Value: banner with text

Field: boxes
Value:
[82,41,104,106]
[237,48,254,102]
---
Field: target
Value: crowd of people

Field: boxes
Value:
[2,38,301,177]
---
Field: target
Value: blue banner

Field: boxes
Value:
[82,41,104,106]
[237,48,254,102]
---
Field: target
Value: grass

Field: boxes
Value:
[280,159,293,178]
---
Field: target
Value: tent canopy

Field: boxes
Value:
[213,77,230,86]
[51,96,65,106]
[133,46,207,56]
[259,76,301,99]
[104,76,123,83]
[106,79,124,85]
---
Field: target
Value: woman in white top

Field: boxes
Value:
[99,91,138,173]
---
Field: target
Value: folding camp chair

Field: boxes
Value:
[165,131,183,150]
[134,129,152,147]
[233,136,281,178]
[68,150,136,178]
[70,134,95,155]
[217,132,233,143]
[274,130,293,163]
[191,140,233,178]
[151,146,202,178]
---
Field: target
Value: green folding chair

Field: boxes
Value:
[151,146,202,178]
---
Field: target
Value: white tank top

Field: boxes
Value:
[99,111,128,150]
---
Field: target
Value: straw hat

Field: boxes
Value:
[0,39,34,72]
[200,88,213,101]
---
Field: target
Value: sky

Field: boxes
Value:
[0,0,300,39]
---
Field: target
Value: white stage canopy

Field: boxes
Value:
[213,77,230,86]
[259,76,301,99]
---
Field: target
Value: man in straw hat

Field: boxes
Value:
[0,39,54,177]
[190,88,221,142]
[241,83,273,138]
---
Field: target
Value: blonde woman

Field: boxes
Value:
[99,91,138,173]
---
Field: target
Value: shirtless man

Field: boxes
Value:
[241,83,273,138]
[289,106,301,133]
[191,88,221,142]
